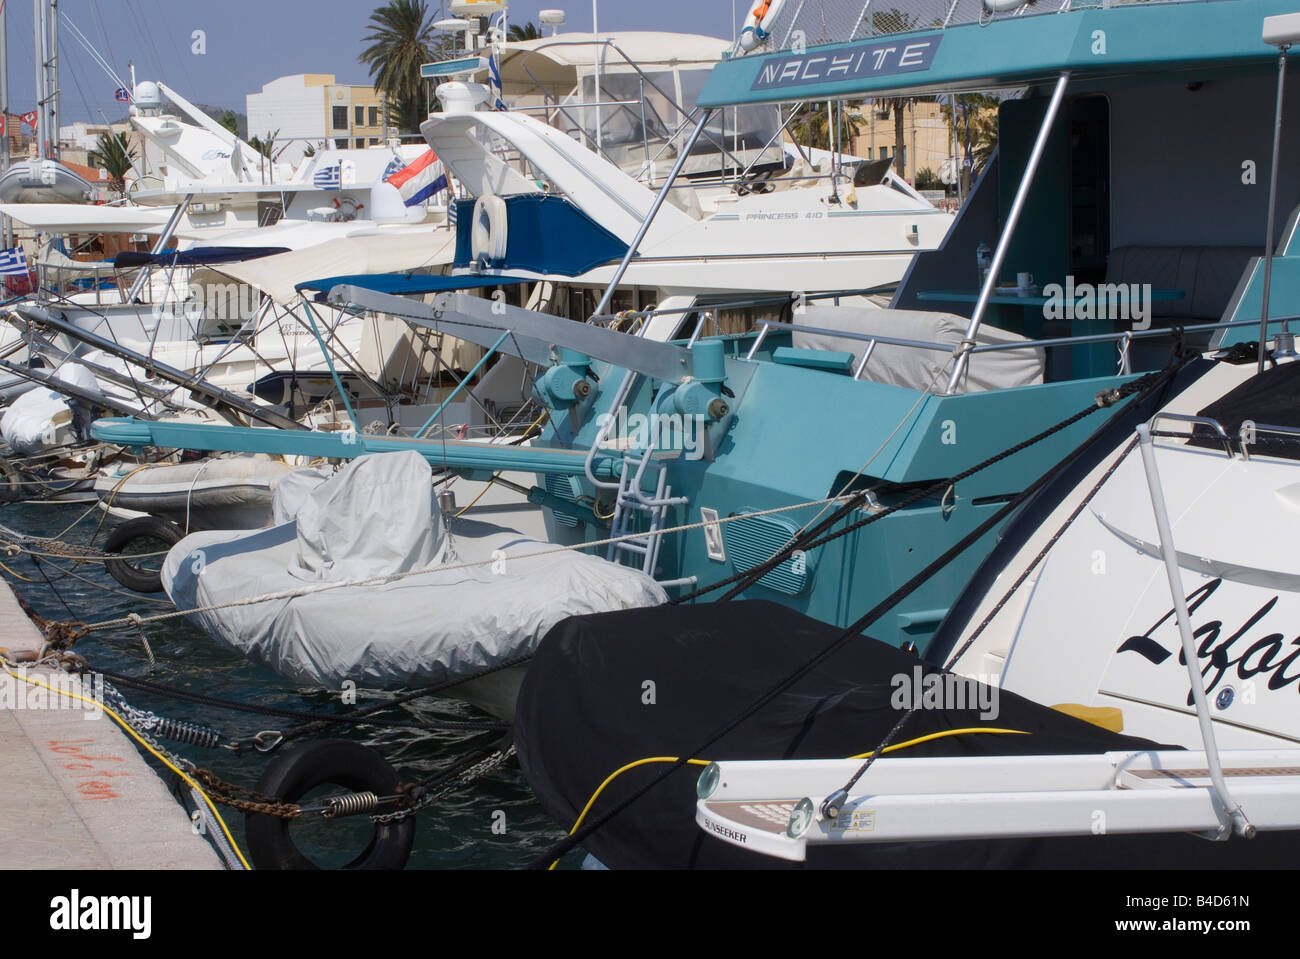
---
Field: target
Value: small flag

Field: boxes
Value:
[20,111,37,131]
[381,155,405,181]
[385,149,447,206]
[312,162,342,190]
[0,116,5,135]
[487,46,506,112]
[115,88,131,102]
[0,247,30,277]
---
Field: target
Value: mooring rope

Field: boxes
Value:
[32,493,859,640]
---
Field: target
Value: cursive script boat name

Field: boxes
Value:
[1115,578,1300,706]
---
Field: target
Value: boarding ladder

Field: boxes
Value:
[606,443,694,588]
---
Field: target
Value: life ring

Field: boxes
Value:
[243,738,416,870]
[739,0,788,52]
[331,196,365,222]
[471,194,508,266]
[103,515,186,594]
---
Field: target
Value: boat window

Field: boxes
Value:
[555,68,784,179]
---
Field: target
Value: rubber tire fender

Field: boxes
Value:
[0,458,20,504]
[102,515,185,594]
[244,738,416,870]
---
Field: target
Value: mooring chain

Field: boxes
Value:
[189,767,305,821]
[377,742,519,824]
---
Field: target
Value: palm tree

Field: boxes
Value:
[249,130,279,159]
[88,131,136,194]
[507,21,542,42]
[788,103,864,154]
[359,0,437,133]
[866,9,922,180]
[940,93,1000,180]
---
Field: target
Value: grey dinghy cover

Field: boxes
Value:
[160,451,667,689]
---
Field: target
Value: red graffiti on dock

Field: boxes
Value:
[47,739,129,800]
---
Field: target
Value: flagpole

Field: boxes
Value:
[1,0,11,248]
[592,0,601,157]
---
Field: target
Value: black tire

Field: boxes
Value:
[102,515,185,594]
[0,459,20,504]
[244,739,416,871]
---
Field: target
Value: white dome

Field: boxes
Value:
[370,181,424,224]
[134,81,162,110]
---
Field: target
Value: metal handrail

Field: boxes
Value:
[742,314,1287,357]
[1148,412,1235,458]
[1239,421,1300,462]
[489,38,767,182]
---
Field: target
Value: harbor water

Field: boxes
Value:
[1,498,569,870]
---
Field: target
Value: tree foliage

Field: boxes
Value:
[359,0,437,132]
[788,102,865,152]
[507,21,542,42]
[88,131,136,193]
[941,93,1001,175]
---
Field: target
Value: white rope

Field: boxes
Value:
[82,492,860,633]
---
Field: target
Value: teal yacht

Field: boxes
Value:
[92,0,1300,660]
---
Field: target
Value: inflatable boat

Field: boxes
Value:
[96,455,293,532]
[0,159,94,204]
[161,451,666,718]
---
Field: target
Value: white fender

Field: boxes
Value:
[739,0,788,53]
[471,194,509,265]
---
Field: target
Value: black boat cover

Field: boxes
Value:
[516,600,1300,868]
[1191,361,1300,459]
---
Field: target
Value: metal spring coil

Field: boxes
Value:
[323,792,379,819]
[155,717,223,749]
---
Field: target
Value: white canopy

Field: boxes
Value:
[0,202,172,234]
[214,228,456,304]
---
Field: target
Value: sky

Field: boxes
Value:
[0,0,748,125]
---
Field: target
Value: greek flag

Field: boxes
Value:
[312,162,342,190]
[0,247,29,277]
[488,45,506,111]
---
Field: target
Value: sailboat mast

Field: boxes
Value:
[1,0,10,247]
[49,0,58,161]
[32,0,58,161]
[33,0,44,160]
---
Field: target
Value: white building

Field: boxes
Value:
[246,74,387,166]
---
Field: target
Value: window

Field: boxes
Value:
[354,106,364,126]
[368,107,379,127]
[902,147,907,168]
[332,105,347,130]
[369,137,379,147]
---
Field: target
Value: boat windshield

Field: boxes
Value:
[555,68,786,178]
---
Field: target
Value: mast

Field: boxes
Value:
[33,0,58,161]
[1,0,10,246]
[49,0,58,160]
[33,0,44,160]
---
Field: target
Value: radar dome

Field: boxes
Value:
[134,82,162,110]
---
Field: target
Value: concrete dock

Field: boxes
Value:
[0,580,224,869]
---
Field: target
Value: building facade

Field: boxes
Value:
[246,74,387,166]
[849,99,955,187]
